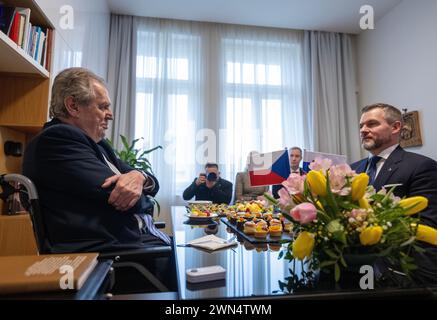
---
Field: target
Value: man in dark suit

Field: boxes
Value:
[272,147,306,198]
[351,103,437,284]
[23,67,170,254]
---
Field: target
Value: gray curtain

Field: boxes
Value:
[303,31,362,163]
[106,14,136,149]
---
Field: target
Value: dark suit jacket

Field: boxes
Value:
[351,145,437,283]
[351,146,437,228]
[183,177,233,204]
[272,167,306,199]
[23,118,160,253]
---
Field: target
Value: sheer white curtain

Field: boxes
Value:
[217,26,306,183]
[132,18,308,228]
[133,18,207,230]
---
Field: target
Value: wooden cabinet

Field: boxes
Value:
[0,0,54,214]
[0,213,38,256]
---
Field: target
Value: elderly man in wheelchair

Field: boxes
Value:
[8,67,176,295]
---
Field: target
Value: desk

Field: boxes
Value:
[172,206,437,300]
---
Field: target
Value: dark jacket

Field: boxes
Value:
[183,177,233,204]
[22,118,160,253]
[351,145,437,284]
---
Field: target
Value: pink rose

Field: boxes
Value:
[290,203,317,224]
[282,173,305,195]
[328,163,355,195]
[278,187,292,207]
[309,157,332,174]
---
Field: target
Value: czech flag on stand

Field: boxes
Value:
[248,149,291,187]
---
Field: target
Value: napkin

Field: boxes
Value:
[188,235,237,251]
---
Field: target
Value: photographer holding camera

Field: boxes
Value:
[182,163,233,204]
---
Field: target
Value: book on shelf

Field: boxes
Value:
[16,7,31,50]
[0,4,15,35]
[0,3,52,70]
[0,253,99,295]
[8,10,19,43]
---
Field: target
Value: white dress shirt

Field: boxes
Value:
[367,144,399,179]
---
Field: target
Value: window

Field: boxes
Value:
[133,20,304,204]
[222,37,301,176]
[135,28,201,195]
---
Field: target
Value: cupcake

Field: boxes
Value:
[243,221,256,235]
[283,220,294,233]
[254,222,268,239]
[263,213,273,222]
[269,224,283,237]
[269,218,282,227]
[256,219,268,227]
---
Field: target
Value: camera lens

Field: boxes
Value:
[207,172,217,181]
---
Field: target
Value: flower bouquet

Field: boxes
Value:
[263,158,437,283]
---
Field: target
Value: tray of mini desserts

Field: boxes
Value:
[221,202,294,244]
[185,203,237,220]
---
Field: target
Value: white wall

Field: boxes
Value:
[357,0,437,160]
[36,0,110,79]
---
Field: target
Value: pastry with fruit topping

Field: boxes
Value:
[283,220,294,233]
[243,221,256,235]
[269,224,283,237]
[254,222,268,239]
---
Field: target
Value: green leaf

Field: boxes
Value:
[334,263,341,282]
[324,172,340,217]
[263,192,278,206]
[120,135,130,150]
[324,249,338,259]
[319,260,337,268]
[339,255,347,268]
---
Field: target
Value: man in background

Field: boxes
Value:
[272,147,306,198]
[351,102,437,284]
[183,163,233,204]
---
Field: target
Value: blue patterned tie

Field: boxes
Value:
[142,214,171,245]
[367,156,382,185]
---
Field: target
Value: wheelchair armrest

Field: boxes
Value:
[154,221,166,229]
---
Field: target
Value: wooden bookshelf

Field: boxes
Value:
[0,0,54,218]
[0,213,38,256]
[0,31,49,77]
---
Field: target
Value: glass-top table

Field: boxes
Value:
[171,206,437,300]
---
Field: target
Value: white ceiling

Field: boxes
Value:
[106,0,402,34]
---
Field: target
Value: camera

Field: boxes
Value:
[206,172,217,182]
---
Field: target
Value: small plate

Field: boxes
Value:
[186,213,218,221]
[187,200,213,205]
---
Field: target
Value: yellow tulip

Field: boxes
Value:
[351,173,369,201]
[399,196,428,215]
[415,224,437,246]
[292,232,315,260]
[307,170,327,197]
[359,226,383,246]
[358,197,371,209]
